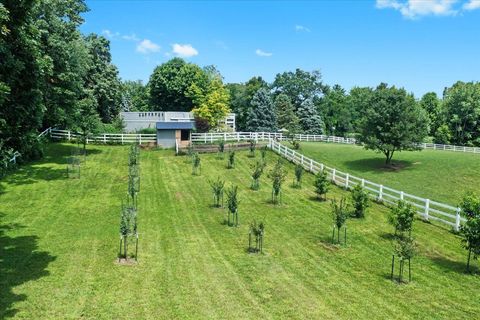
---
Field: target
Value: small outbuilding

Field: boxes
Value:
[156,121,195,148]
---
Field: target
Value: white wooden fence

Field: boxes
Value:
[191,132,480,154]
[267,139,465,231]
[50,129,156,144]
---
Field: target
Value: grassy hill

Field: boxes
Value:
[0,143,479,319]
[295,142,480,206]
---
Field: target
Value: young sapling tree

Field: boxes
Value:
[226,185,239,226]
[260,146,267,162]
[269,159,287,204]
[293,164,304,188]
[250,160,265,190]
[331,197,349,245]
[209,177,225,208]
[388,201,415,237]
[351,184,369,218]
[391,235,416,283]
[192,152,201,175]
[458,192,480,272]
[218,140,225,158]
[314,169,330,201]
[249,139,256,157]
[248,220,265,253]
[227,150,235,169]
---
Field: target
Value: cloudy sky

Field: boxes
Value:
[82,0,480,96]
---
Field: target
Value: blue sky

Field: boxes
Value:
[81,0,480,97]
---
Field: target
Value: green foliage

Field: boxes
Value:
[351,184,369,218]
[275,93,300,133]
[314,169,329,200]
[148,57,209,112]
[331,197,349,230]
[348,86,374,132]
[459,192,480,271]
[269,159,287,204]
[192,78,231,129]
[297,98,325,134]
[250,160,265,190]
[227,150,235,169]
[443,81,480,146]
[260,145,267,161]
[218,140,225,153]
[419,92,443,137]
[246,88,277,132]
[249,219,265,253]
[388,201,416,236]
[358,84,429,164]
[209,177,225,208]
[122,80,150,112]
[293,164,303,188]
[192,152,201,175]
[290,139,300,150]
[248,139,256,157]
[225,185,239,226]
[319,84,352,136]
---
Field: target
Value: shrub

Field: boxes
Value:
[388,201,415,236]
[218,140,225,157]
[290,139,300,150]
[225,185,239,226]
[269,159,287,204]
[251,160,265,190]
[260,146,268,162]
[209,177,225,208]
[136,127,157,134]
[227,150,235,169]
[459,192,480,272]
[351,184,369,218]
[293,164,303,188]
[331,197,349,244]
[392,235,416,283]
[314,169,329,200]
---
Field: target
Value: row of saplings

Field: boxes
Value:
[190,141,480,281]
[118,143,140,263]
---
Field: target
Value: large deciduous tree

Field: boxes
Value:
[192,78,230,129]
[246,88,276,132]
[419,92,443,138]
[275,93,300,133]
[121,80,150,112]
[318,84,352,136]
[148,57,209,112]
[443,81,480,146]
[459,192,480,272]
[358,84,428,165]
[348,86,374,132]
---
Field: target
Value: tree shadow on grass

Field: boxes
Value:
[0,214,56,319]
[343,158,415,174]
[428,255,478,275]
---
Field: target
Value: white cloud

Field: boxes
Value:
[122,33,140,41]
[463,0,480,10]
[376,0,458,18]
[136,39,161,54]
[255,49,273,57]
[295,25,311,32]
[172,44,199,57]
[102,29,119,39]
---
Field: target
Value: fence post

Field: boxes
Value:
[301,154,304,165]
[332,169,336,183]
[139,135,142,144]
[310,159,313,172]
[400,191,404,200]
[210,134,213,143]
[455,208,461,232]
[345,173,349,189]
[320,163,324,171]
[204,134,207,143]
[424,199,430,220]
[121,134,124,145]
[103,134,107,144]
[379,185,383,201]
[361,178,365,187]
[237,132,240,142]
[68,131,71,141]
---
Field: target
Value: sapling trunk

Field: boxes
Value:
[391,255,395,280]
[408,258,411,282]
[467,247,472,272]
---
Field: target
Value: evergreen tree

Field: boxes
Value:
[297,98,324,134]
[246,88,277,132]
[275,93,300,133]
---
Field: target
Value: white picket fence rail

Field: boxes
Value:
[266,139,465,231]
[49,129,156,144]
[191,132,480,154]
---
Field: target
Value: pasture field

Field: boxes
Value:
[0,143,479,319]
[295,142,480,205]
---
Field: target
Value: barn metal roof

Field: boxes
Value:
[155,121,195,130]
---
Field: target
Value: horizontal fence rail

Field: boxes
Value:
[191,132,480,154]
[50,129,156,144]
[266,139,465,231]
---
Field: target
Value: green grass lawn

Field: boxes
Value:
[294,142,480,206]
[1,143,479,319]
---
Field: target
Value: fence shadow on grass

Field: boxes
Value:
[343,158,415,174]
[2,165,68,186]
[0,215,56,319]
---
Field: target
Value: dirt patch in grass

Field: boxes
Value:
[115,258,138,266]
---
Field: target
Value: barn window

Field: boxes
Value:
[180,130,190,141]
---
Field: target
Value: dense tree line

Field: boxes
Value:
[0,0,122,162]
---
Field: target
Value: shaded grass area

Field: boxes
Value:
[0,143,479,319]
[295,142,480,205]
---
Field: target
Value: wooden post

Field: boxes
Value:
[424,199,430,220]
[332,169,336,183]
[103,134,107,143]
[379,185,383,201]
[121,134,124,144]
[345,173,349,189]
[361,178,365,187]
[400,191,404,200]
[68,131,71,141]
[310,159,313,172]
